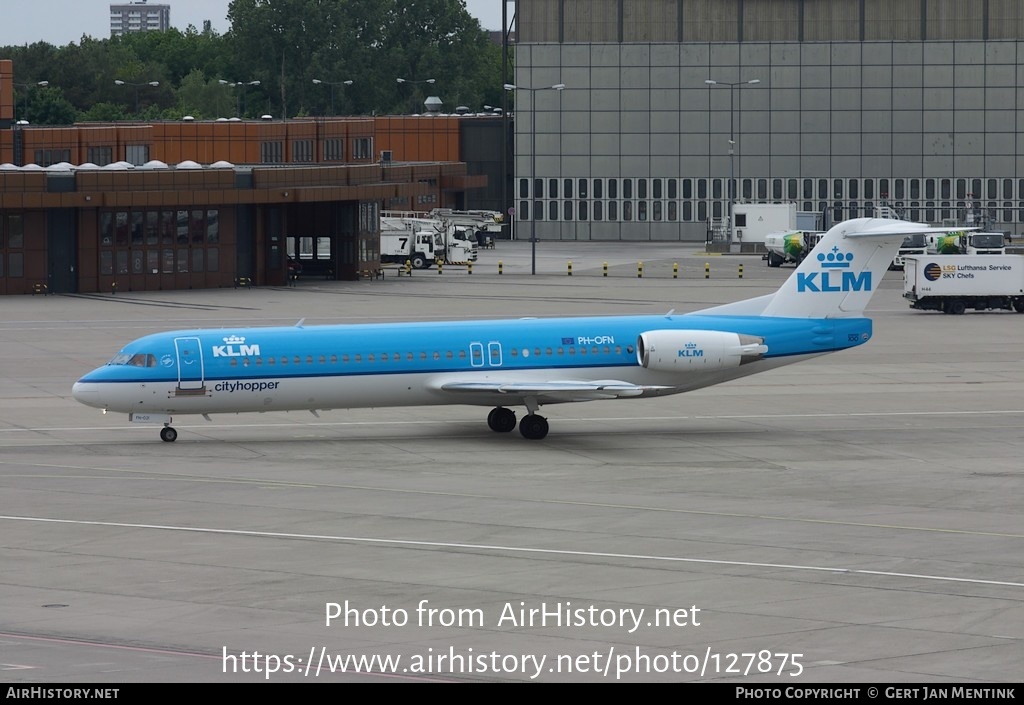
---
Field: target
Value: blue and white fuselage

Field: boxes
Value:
[72,314,869,412]
[72,218,968,441]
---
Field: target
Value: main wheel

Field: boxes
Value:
[946,299,966,315]
[766,251,782,268]
[160,426,178,443]
[411,254,427,269]
[1014,299,1024,313]
[487,407,516,433]
[519,414,549,440]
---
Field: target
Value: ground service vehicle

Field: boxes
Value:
[381,212,478,264]
[903,254,1024,314]
[925,231,1006,256]
[764,230,824,267]
[889,233,927,270]
[380,231,443,269]
[429,208,506,246]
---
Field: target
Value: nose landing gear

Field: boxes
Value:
[159,425,178,442]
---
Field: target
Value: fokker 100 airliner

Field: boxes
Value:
[73,217,961,442]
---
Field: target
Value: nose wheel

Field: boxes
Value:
[160,426,178,443]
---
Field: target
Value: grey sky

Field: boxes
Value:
[0,0,509,47]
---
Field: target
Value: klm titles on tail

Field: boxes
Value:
[796,248,872,293]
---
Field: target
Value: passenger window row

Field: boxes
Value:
[223,345,633,368]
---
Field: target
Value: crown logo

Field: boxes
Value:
[818,246,853,268]
[684,342,698,348]
[224,335,246,345]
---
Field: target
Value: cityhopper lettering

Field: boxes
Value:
[214,380,280,393]
[796,248,871,293]
[212,335,261,358]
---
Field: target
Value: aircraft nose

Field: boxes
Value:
[72,381,103,408]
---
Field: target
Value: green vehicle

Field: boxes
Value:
[764,230,824,267]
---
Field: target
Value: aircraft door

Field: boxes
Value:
[174,337,205,390]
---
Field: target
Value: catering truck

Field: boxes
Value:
[903,254,1024,314]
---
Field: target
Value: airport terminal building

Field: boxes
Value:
[0,60,495,295]
[512,0,1024,241]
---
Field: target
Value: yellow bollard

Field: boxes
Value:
[498,260,503,275]
[705,263,710,279]
[673,262,679,279]
[405,259,412,276]
[738,263,744,279]
[437,260,443,275]
[568,261,574,276]
[638,261,644,278]
[468,262,473,275]
[603,261,608,277]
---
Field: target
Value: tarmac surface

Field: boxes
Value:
[1,241,1022,683]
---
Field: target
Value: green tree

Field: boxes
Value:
[17,85,77,125]
[226,0,502,117]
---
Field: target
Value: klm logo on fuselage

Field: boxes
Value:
[796,247,871,293]
[212,335,261,358]
[678,342,703,358]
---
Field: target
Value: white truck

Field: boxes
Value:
[903,254,1024,314]
[925,231,1006,256]
[764,230,824,267]
[889,233,928,270]
[428,208,506,247]
[380,212,478,264]
[380,230,444,269]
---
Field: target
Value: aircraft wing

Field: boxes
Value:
[436,378,668,402]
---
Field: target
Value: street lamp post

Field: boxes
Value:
[312,79,353,115]
[114,79,160,115]
[504,82,566,275]
[396,77,436,113]
[704,78,760,238]
[14,80,48,123]
[219,80,260,117]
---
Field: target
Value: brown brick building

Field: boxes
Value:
[0,59,493,295]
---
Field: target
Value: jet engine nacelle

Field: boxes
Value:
[637,330,768,371]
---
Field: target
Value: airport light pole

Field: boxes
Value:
[14,80,48,123]
[219,80,261,117]
[504,82,566,275]
[114,79,160,115]
[396,77,436,113]
[312,79,353,115]
[705,78,760,233]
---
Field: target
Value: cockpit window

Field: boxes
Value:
[109,353,157,367]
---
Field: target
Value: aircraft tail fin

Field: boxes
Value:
[694,218,967,319]
[759,218,971,318]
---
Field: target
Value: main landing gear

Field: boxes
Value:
[160,425,178,442]
[486,405,549,440]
